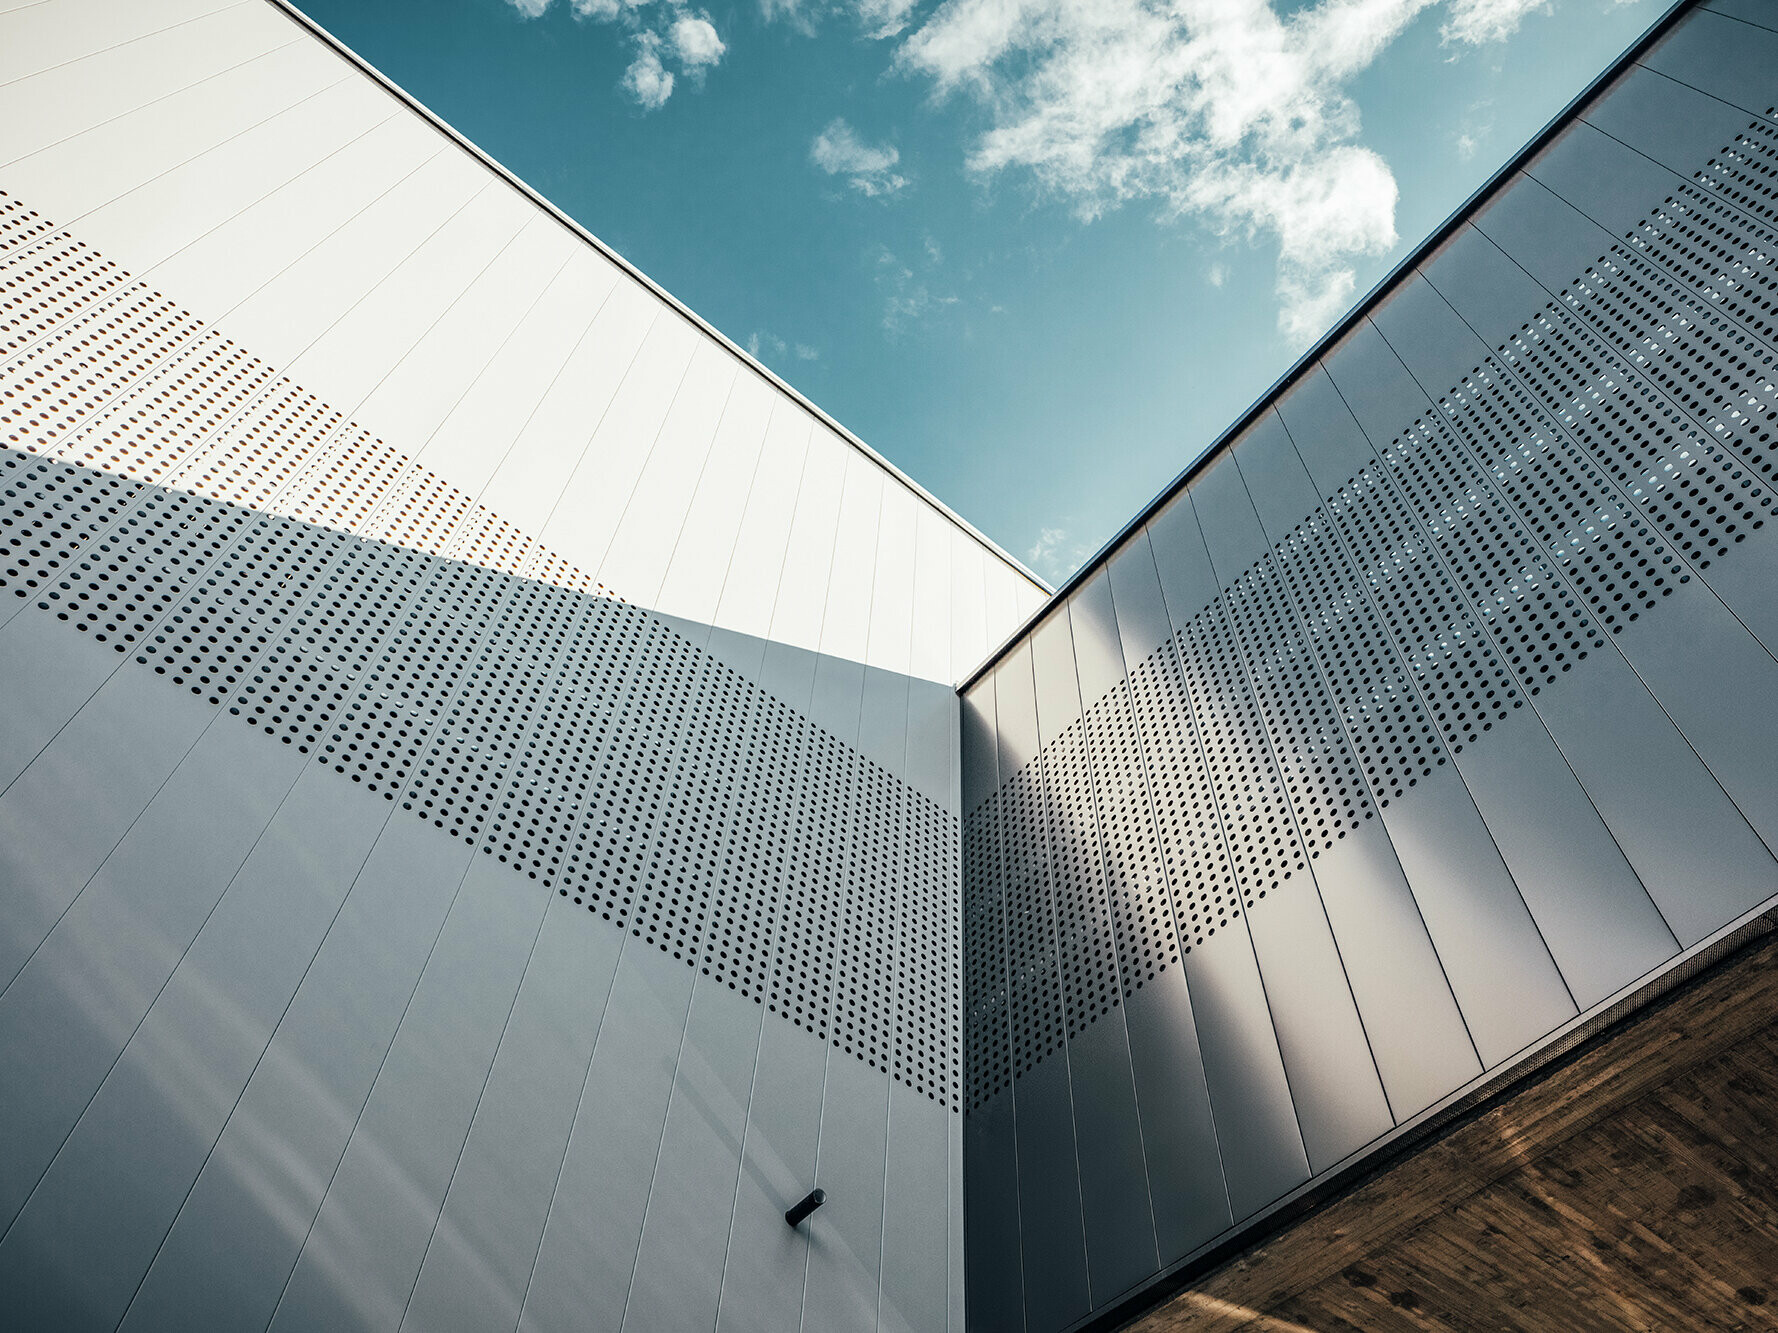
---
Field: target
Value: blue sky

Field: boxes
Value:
[295,0,1666,583]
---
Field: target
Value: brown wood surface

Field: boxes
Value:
[1129,932,1778,1332]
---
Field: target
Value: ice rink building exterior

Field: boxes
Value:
[2,0,1777,1329]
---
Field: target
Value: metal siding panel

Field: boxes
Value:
[712,407,813,675]
[144,108,455,339]
[0,665,214,994]
[858,664,911,780]
[350,220,575,459]
[623,976,765,1333]
[215,151,486,368]
[1323,317,1773,965]
[993,646,1040,775]
[533,320,702,575]
[1197,467,1454,1124]
[0,761,384,1331]
[0,4,298,167]
[802,1055,890,1333]
[0,611,119,791]
[477,283,658,533]
[653,374,776,629]
[1233,412,1576,1069]
[761,436,848,699]
[1312,278,1673,1011]
[1147,490,1386,1173]
[1104,533,1173,670]
[1698,0,1778,30]
[1642,8,1778,117]
[0,0,254,86]
[821,450,888,668]
[1010,1056,1090,1332]
[961,680,999,818]
[869,486,920,678]
[0,34,354,236]
[947,1108,965,1333]
[1066,572,1124,709]
[1030,608,1083,744]
[1583,64,1772,189]
[119,817,476,1333]
[266,854,548,1333]
[881,1083,952,1333]
[962,1089,1023,1333]
[396,897,623,1333]
[983,555,1020,650]
[950,534,991,682]
[905,678,959,813]
[1371,261,1778,931]
[281,187,534,417]
[909,504,954,685]
[519,941,695,1333]
[0,721,304,1318]
[715,1016,823,1333]
[598,342,740,605]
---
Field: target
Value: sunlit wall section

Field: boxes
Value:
[960,5,1778,1328]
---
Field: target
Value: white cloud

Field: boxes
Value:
[508,0,724,109]
[746,330,821,362]
[874,244,959,333]
[623,33,677,108]
[811,119,909,196]
[1207,261,1227,287]
[1027,524,1095,580]
[895,0,1446,344]
[672,12,727,66]
[1440,0,1548,45]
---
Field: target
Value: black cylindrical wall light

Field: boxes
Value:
[784,1188,826,1229]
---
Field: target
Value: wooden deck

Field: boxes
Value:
[1129,920,1778,1332]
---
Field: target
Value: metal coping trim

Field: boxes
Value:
[262,0,1051,597]
[956,0,1702,694]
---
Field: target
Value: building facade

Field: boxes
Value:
[959,2,1778,1327]
[1,1,1775,1331]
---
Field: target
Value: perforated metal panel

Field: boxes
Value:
[0,188,962,1112]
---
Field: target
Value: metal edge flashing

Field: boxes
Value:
[261,0,1050,596]
[1074,893,1778,1333]
[955,0,1700,694]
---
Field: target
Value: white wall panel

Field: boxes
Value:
[652,372,775,629]
[767,438,848,656]
[595,339,738,602]
[0,3,297,166]
[350,217,576,458]
[215,154,485,367]
[869,485,919,678]
[475,282,657,532]
[950,532,991,683]
[910,504,954,686]
[282,185,535,415]
[708,405,813,674]
[412,247,619,496]
[129,105,430,316]
[538,318,703,576]
[1,38,352,229]
[0,0,247,85]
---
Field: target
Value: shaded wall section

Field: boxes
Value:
[959,6,1778,1328]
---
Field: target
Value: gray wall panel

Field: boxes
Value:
[119,816,475,1333]
[1235,407,1575,1069]
[1193,457,1481,1118]
[715,1016,823,1333]
[400,895,624,1333]
[0,668,214,994]
[0,716,302,1252]
[266,855,547,1333]
[518,941,695,1333]
[1324,317,1777,956]
[1643,7,1778,115]
[0,613,118,791]
[1370,260,1778,922]
[623,974,765,1333]
[881,1082,951,1333]
[802,1055,890,1332]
